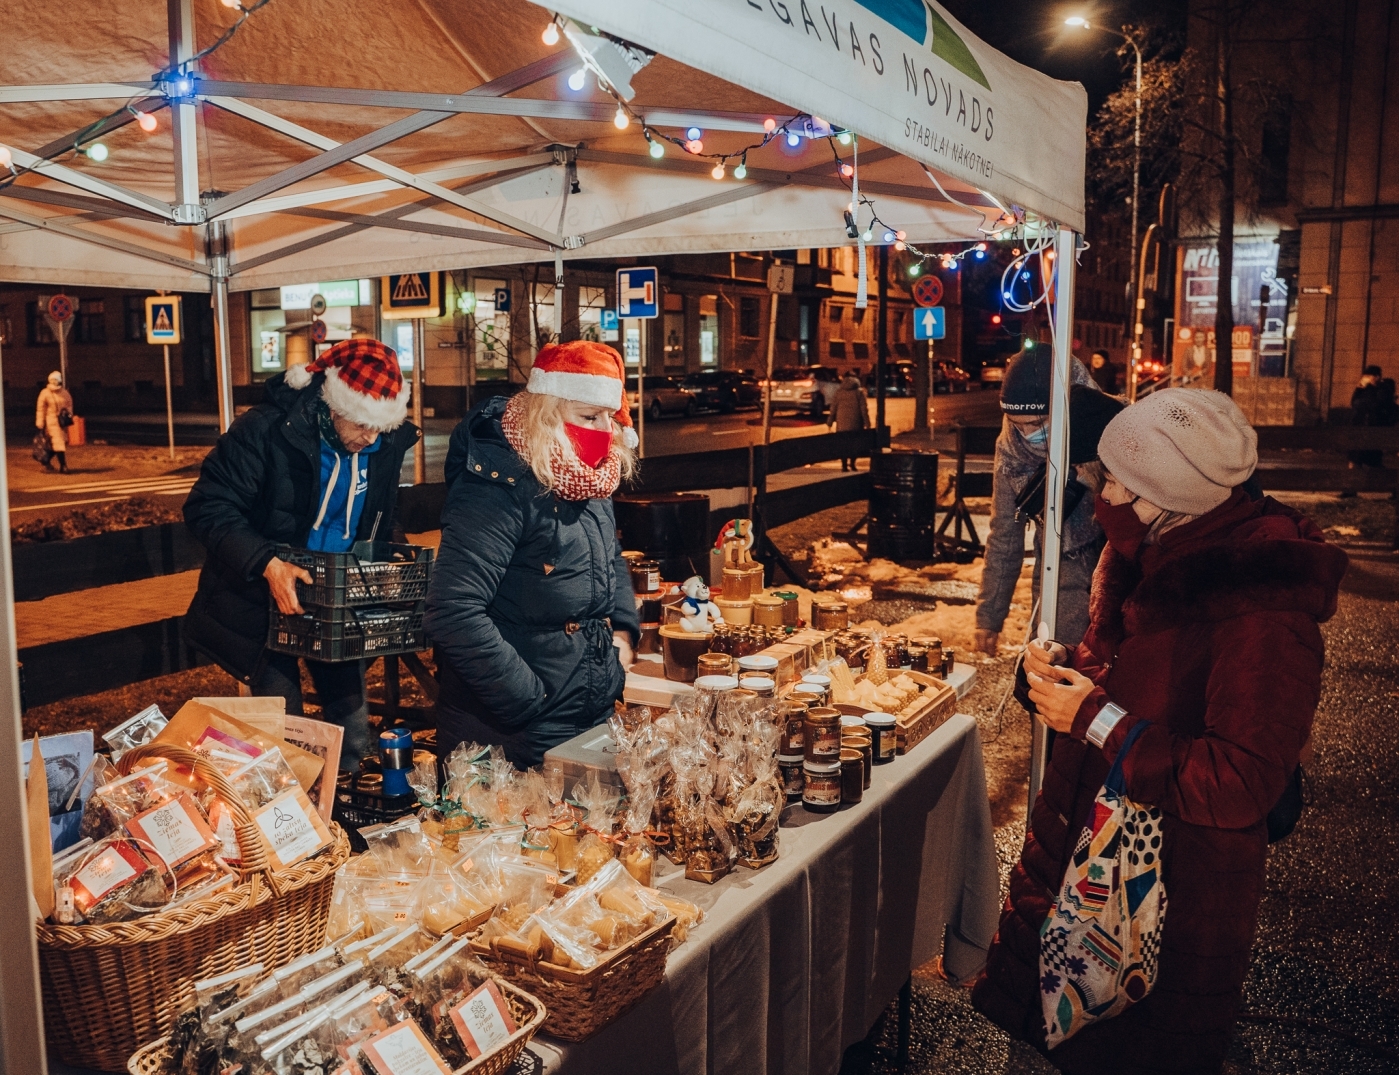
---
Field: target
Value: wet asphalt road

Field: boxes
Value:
[842,549,1399,1075]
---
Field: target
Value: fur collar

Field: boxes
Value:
[1085,499,1348,649]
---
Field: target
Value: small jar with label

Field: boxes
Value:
[694,674,739,692]
[775,590,800,627]
[752,593,785,627]
[839,713,868,738]
[866,712,898,764]
[696,652,733,677]
[840,748,865,804]
[843,735,873,789]
[789,684,824,711]
[802,760,841,813]
[907,644,929,672]
[800,673,832,705]
[780,701,807,754]
[803,707,842,765]
[942,647,956,679]
[778,754,805,801]
[737,675,775,698]
[737,654,779,677]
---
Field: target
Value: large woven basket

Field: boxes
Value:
[126,977,548,1075]
[470,918,674,1041]
[37,743,350,1071]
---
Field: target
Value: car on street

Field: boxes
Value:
[979,357,1008,389]
[866,362,915,397]
[627,375,699,419]
[767,365,840,415]
[681,370,763,412]
[934,360,973,393]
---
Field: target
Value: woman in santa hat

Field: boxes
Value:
[425,341,641,767]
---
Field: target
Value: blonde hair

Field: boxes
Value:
[514,391,637,491]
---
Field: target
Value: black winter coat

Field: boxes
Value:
[182,372,418,681]
[424,396,639,768]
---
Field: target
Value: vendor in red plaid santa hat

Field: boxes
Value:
[424,340,644,767]
[182,338,419,766]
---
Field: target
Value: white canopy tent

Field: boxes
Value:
[0,2,1086,1068]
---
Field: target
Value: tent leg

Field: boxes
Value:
[412,318,425,485]
[1028,225,1078,812]
[0,384,49,1074]
[207,220,234,434]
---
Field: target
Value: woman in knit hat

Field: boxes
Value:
[972,389,1348,1075]
[425,341,642,767]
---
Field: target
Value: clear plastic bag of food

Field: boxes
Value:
[418,859,493,937]
[327,982,404,1066]
[271,944,345,997]
[101,704,168,761]
[359,874,428,935]
[570,771,621,884]
[79,761,175,842]
[229,747,302,810]
[259,1003,340,1075]
[359,815,435,876]
[56,834,172,924]
[408,753,439,807]
[483,851,558,933]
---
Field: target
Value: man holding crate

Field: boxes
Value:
[183,339,418,766]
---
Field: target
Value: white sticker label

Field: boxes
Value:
[359,1021,452,1075]
[74,846,138,901]
[127,794,215,867]
[254,789,327,868]
[449,981,517,1059]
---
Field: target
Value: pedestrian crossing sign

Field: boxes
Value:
[144,295,181,344]
[380,272,441,319]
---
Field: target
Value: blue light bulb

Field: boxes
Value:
[686,127,702,141]
[883,231,895,243]
[786,132,801,147]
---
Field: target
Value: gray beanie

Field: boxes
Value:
[1098,388,1258,515]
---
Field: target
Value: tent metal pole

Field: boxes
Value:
[1028,225,1078,810]
[412,319,426,485]
[0,386,49,1075]
[168,0,201,224]
[207,219,234,433]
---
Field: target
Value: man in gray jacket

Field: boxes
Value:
[973,346,1104,656]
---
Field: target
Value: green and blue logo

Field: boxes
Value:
[852,0,991,88]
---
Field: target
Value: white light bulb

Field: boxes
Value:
[786,132,801,148]
[838,132,853,145]
[733,162,747,179]
[0,146,11,170]
[542,21,560,45]
[649,139,665,159]
[712,162,726,180]
[568,68,587,91]
[614,106,630,130]
[87,142,109,162]
[862,230,873,243]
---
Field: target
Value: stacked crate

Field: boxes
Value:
[266,541,434,661]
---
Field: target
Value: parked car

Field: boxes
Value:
[865,362,915,397]
[934,360,973,393]
[979,358,1008,389]
[627,375,698,419]
[767,365,840,415]
[681,370,763,412]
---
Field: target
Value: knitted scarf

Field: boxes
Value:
[500,393,622,502]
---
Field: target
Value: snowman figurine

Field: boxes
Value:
[678,575,723,634]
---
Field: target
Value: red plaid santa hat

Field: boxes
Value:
[285,338,409,431]
[527,340,638,448]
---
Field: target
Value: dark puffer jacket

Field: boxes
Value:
[424,396,640,768]
[972,491,1347,1074]
[182,372,418,681]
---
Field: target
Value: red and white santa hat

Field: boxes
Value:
[527,340,638,448]
[285,338,409,431]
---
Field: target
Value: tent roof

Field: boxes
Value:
[0,0,1087,293]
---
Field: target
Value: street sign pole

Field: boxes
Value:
[616,267,659,461]
[163,344,175,461]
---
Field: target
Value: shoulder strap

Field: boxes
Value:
[1103,719,1150,798]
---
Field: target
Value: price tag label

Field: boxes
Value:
[253,788,330,869]
[449,980,518,1060]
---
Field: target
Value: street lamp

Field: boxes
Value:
[1065,16,1144,393]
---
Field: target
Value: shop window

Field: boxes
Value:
[739,296,761,338]
[579,286,608,342]
[829,340,847,359]
[472,278,511,381]
[0,306,10,347]
[699,294,719,366]
[251,307,287,374]
[828,304,844,323]
[663,310,685,367]
[27,302,56,345]
[853,342,870,361]
[124,296,145,341]
[76,299,105,344]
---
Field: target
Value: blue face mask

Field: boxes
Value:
[1021,424,1048,447]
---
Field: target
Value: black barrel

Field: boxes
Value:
[612,492,711,581]
[866,450,938,561]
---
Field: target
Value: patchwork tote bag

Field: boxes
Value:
[1040,721,1167,1047]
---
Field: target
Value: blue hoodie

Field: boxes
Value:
[305,433,382,552]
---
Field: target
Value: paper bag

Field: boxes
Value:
[27,737,53,920]
[195,696,286,739]
[156,700,323,795]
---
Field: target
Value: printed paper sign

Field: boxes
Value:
[449,980,518,1059]
[357,1020,453,1075]
[71,840,145,909]
[126,792,217,868]
[253,787,330,869]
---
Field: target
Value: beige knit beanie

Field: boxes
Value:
[1097,388,1258,515]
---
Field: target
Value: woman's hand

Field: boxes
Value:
[613,630,635,671]
[1023,638,1070,680]
[1026,658,1095,734]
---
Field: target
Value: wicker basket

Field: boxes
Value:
[37,743,350,1072]
[470,918,674,1041]
[126,977,548,1075]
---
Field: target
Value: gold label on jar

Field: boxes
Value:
[803,774,841,806]
[879,728,898,756]
[809,725,840,757]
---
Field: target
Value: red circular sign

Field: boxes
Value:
[912,274,943,308]
[310,318,328,343]
[47,294,75,322]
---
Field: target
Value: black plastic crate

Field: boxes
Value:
[334,771,419,852]
[266,604,427,662]
[277,541,434,609]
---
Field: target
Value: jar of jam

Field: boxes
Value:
[840,749,864,804]
[696,652,733,677]
[803,707,842,765]
[737,675,775,698]
[907,644,929,672]
[942,647,956,679]
[812,601,849,631]
[778,754,805,801]
[774,591,800,627]
[800,673,831,706]
[779,701,808,754]
[802,760,841,813]
[866,712,898,763]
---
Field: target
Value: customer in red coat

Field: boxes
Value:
[971,389,1348,1075]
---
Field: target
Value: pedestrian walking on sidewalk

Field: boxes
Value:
[34,371,73,472]
[425,341,641,769]
[828,370,868,470]
[182,339,418,768]
[973,346,1102,657]
[972,388,1348,1075]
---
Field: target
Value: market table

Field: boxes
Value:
[527,712,1000,1075]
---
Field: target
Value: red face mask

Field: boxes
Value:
[1094,494,1153,559]
[565,422,613,469]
